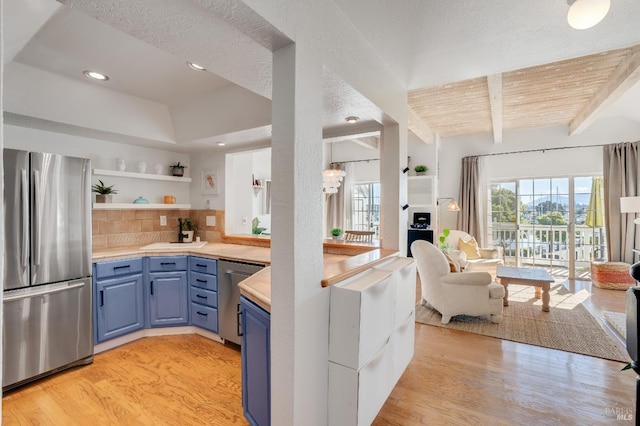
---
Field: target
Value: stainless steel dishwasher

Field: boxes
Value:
[217,259,264,345]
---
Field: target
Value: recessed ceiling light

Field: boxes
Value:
[187,61,206,71]
[83,70,109,81]
[217,142,226,146]
[345,116,360,123]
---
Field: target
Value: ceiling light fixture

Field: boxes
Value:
[323,164,346,195]
[217,142,226,146]
[82,70,109,81]
[345,116,360,123]
[187,61,206,71]
[567,0,610,30]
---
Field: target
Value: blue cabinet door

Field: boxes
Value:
[148,271,189,327]
[95,274,144,343]
[241,296,270,426]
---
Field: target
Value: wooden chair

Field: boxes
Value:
[343,230,375,242]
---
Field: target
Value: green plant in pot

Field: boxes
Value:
[414,165,428,175]
[331,228,343,239]
[252,217,267,235]
[170,162,187,177]
[91,180,117,203]
[180,217,198,242]
[438,228,450,252]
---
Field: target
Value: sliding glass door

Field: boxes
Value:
[351,182,381,236]
[489,175,605,279]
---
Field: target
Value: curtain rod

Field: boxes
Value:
[472,144,606,158]
[331,158,380,165]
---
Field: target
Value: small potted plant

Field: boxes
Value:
[180,217,198,242]
[414,165,428,175]
[91,180,117,203]
[439,228,450,252]
[331,228,343,239]
[252,217,267,235]
[170,162,187,177]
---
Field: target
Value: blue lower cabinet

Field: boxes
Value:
[191,303,219,332]
[241,296,270,426]
[95,273,144,343]
[148,271,189,327]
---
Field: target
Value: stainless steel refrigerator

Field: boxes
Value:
[3,149,93,390]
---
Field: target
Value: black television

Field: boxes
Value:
[412,212,431,226]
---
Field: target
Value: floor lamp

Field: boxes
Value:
[436,197,460,235]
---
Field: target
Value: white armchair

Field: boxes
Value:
[444,230,503,278]
[411,240,505,324]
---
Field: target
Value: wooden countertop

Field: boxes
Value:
[92,242,271,265]
[239,249,399,312]
[93,243,399,314]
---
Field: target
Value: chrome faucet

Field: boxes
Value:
[178,218,188,243]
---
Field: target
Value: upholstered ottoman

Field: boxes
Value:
[591,261,636,290]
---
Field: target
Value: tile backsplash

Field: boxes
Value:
[92,209,225,250]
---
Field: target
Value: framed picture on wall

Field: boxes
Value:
[202,168,219,194]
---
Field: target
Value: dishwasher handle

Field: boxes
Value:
[237,303,243,337]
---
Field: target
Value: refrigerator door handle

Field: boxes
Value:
[21,168,28,268]
[33,169,42,267]
[3,281,87,302]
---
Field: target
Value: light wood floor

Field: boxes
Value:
[2,279,634,425]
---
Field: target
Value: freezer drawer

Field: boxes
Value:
[3,278,93,390]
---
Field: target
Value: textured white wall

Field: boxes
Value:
[4,125,191,205]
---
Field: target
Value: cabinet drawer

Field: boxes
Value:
[329,337,394,426]
[189,271,218,291]
[374,257,416,328]
[189,257,217,275]
[329,269,395,370]
[148,256,187,272]
[190,286,218,308]
[191,303,218,333]
[94,258,143,280]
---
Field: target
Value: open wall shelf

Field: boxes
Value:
[93,168,192,183]
[92,203,191,210]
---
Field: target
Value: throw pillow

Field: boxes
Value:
[459,237,481,260]
[444,253,459,273]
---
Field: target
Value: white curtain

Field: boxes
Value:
[456,156,486,246]
[604,141,640,263]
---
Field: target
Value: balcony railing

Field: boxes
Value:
[487,223,607,271]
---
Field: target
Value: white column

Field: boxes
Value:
[380,122,408,254]
[270,42,326,425]
[0,0,5,405]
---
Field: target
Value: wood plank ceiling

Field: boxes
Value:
[408,45,640,141]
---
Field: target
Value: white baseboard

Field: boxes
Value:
[94,326,224,354]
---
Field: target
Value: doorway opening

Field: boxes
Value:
[488,176,606,280]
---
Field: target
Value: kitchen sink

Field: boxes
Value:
[140,241,208,250]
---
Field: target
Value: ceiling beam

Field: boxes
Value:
[569,46,640,136]
[407,107,434,144]
[350,137,379,150]
[487,73,503,144]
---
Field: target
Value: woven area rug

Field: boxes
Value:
[603,311,627,340]
[415,283,629,362]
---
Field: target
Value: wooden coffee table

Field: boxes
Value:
[496,266,555,312]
